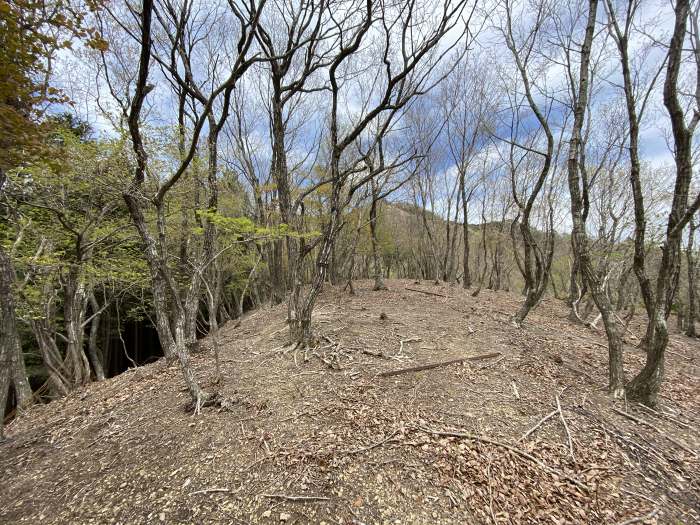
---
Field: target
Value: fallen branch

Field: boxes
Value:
[378,353,501,378]
[419,427,588,492]
[613,408,698,457]
[518,410,558,442]
[404,286,448,298]
[635,403,693,430]
[397,337,422,356]
[556,394,575,461]
[344,429,401,455]
[262,494,331,502]
[190,488,232,496]
[479,355,505,370]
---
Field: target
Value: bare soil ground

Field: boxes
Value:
[1,279,699,525]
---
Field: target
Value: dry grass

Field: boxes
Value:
[1,279,698,524]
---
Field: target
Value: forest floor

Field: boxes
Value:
[1,279,699,525]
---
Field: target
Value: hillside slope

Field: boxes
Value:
[1,280,698,524]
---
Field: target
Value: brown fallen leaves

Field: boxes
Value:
[1,280,698,524]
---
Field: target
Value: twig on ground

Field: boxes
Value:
[511,380,520,400]
[486,459,498,524]
[517,410,558,442]
[343,429,401,455]
[398,337,422,356]
[635,403,693,431]
[619,488,659,506]
[378,353,501,378]
[556,393,575,461]
[190,488,232,496]
[479,355,505,370]
[664,348,693,361]
[262,494,331,502]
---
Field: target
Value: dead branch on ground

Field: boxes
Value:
[404,286,448,298]
[378,353,501,377]
[612,408,697,457]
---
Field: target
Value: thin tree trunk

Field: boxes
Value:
[289,177,342,346]
[0,244,32,409]
[686,217,697,337]
[87,293,106,381]
[460,174,471,288]
[370,180,387,291]
[567,0,624,396]
[63,267,91,386]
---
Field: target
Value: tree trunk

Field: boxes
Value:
[626,312,667,406]
[0,245,33,409]
[123,194,211,405]
[63,267,91,387]
[87,293,106,381]
[370,181,387,291]
[686,217,697,337]
[460,173,471,288]
[624,0,695,406]
[565,0,625,396]
[31,318,71,397]
[270,88,292,302]
[0,359,9,439]
[289,177,342,346]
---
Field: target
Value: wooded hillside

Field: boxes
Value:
[1,0,700,521]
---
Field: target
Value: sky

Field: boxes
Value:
[49,0,689,230]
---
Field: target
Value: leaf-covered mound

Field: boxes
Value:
[1,280,698,524]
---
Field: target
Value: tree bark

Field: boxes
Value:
[0,244,33,410]
[623,0,696,405]
[87,293,106,381]
[0,359,9,439]
[461,190,471,288]
[686,217,697,337]
[370,179,387,291]
[63,265,91,387]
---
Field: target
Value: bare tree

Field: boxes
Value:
[496,0,558,326]
[255,0,336,302]
[442,58,493,288]
[564,0,627,396]
[360,135,413,290]
[106,0,265,407]
[607,0,700,404]
[288,0,473,345]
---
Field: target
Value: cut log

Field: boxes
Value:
[379,352,501,378]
